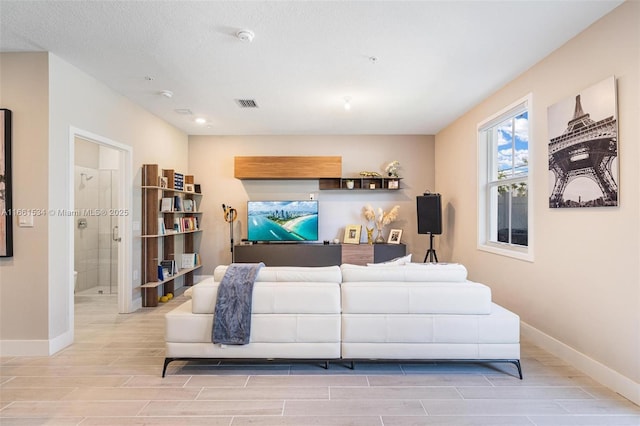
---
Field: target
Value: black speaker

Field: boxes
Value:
[417,194,442,235]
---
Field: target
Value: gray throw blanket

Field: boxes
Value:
[212,263,264,345]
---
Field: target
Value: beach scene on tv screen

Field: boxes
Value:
[248,201,318,241]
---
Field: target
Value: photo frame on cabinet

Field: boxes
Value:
[387,229,402,244]
[343,224,361,244]
[184,183,195,193]
[0,109,12,257]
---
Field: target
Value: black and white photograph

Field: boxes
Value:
[388,229,402,244]
[548,76,618,208]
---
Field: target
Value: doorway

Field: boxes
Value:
[70,128,133,316]
[74,138,120,296]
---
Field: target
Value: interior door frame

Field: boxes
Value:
[69,127,133,315]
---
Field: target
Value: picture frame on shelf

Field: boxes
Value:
[388,179,399,189]
[194,184,202,193]
[181,253,196,269]
[388,229,402,244]
[184,183,195,193]
[343,224,361,244]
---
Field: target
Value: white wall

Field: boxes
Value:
[435,1,639,404]
[0,52,189,355]
[189,135,435,272]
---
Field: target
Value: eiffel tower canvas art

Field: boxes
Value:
[547,76,618,208]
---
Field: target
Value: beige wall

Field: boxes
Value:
[189,135,435,272]
[0,53,50,342]
[48,54,189,340]
[0,52,189,354]
[435,1,639,402]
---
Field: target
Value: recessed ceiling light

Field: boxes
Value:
[195,117,207,124]
[159,90,173,98]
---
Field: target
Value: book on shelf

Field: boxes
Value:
[173,195,182,212]
[157,265,164,281]
[160,197,173,212]
[181,253,197,269]
[182,216,197,232]
[170,216,199,233]
[160,259,177,276]
[183,199,194,212]
[157,218,166,235]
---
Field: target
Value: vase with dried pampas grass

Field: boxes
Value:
[363,204,400,244]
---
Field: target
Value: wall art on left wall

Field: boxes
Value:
[0,108,12,257]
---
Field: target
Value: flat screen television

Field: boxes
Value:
[247,200,318,242]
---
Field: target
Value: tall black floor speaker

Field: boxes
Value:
[417,193,442,235]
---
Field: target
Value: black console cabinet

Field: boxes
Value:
[234,243,406,267]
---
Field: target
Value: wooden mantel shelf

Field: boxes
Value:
[234,156,342,179]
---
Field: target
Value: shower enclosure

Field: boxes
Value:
[74,140,119,295]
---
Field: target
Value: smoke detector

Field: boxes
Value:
[236,29,255,42]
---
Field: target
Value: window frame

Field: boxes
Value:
[477,94,534,262]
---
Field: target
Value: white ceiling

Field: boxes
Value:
[0,1,623,136]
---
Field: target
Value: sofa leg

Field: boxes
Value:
[162,358,174,377]
[511,360,523,379]
[323,361,329,369]
[348,361,355,370]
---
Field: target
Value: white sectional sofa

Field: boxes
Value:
[340,263,521,375]
[164,266,342,376]
[163,263,522,378]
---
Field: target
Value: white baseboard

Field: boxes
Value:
[521,321,639,406]
[131,297,142,312]
[1,328,75,356]
[49,329,73,354]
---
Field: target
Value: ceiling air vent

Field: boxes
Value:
[235,99,259,108]
[174,109,193,115]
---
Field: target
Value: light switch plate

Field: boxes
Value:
[18,215,34,227]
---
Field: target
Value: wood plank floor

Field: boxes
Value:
[1,291,638,425]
